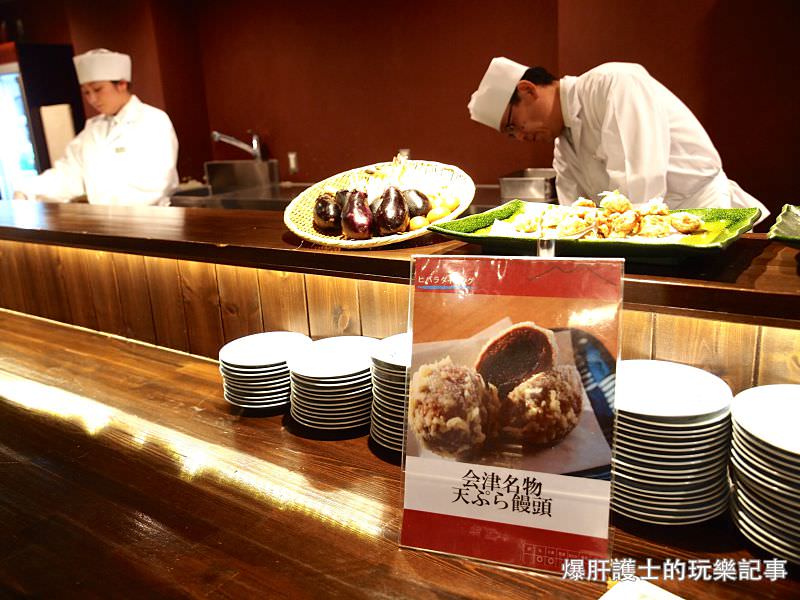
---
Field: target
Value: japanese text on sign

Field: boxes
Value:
[453,469,553,517]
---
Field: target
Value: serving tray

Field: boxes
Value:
[767,204,800,248]
[283,160,474,249]
[428,200,760,260]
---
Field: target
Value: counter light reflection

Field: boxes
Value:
[0,372,384,538]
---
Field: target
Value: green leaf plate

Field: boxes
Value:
[767,204,800,248]
[429,200,760,262]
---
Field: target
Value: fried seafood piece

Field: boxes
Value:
[638,214,673,238]
[540,205,571,231]
[556,213,594,237]
[510,211,541,234]
[475,322,557,402]
[670,212,704,234]
[609,209,642,237]
[638,199,670,216]
[408,357,500,459]
[599,190,633,213]
[573,197,597,208]
[502,365,584,446]
[594,214,612,238]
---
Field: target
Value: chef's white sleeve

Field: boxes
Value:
[599,74,670,202]
[15,133,87,202]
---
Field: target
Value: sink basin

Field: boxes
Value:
[172,186,212,197]
[169,183,310,210]
[205,160,273,194]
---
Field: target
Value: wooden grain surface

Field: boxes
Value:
[111,251,157,344]
[0,309,796,599]
[357,280,409,339]
[178,260,225,357]
[653,314,758,395]
[619,309,653,360]
[257,269,309,335]
[144,256,190,352]
[305,273,361,338]
[757,325,800,385]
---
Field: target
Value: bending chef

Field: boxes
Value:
[15,48,178,205]
[468,58,769,222]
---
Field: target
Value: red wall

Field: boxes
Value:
[195,0,559,183]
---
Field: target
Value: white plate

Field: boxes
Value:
[616,409,730,431]
[292,396,370,416]
[290,402,371,422]
[729,451,798,497]
[613,478,728,505]
[732,384,800,456]
[290,407,371,430]
[612,500,727,525]
[287,336,378,378]
[224,389,291,403]
[613,457,727,479]
[371,363,408,383]
[291,379,372,394]
[222,378,290,392]
[289,345,375,378]
[734,482,800,535]
[291,392,371,410]
[615,446,729,471]
[613,466,726,489]
[219,331,312,367]
[613,491,729,517]
[615,416,730,439]
[614,435,729,458]
[732,426,800,476]
[372,332,412,369]
[223,394,290,409]
[731,500,800,564]
[220,360,289,374]
[732,439,800,486]
[615,360,732,419]
[612,476,728,500]
[370,426,404,452]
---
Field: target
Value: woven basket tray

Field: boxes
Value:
[283,159,475,249]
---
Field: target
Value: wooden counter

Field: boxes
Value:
[0,309,796,598]
[1,201,798,328]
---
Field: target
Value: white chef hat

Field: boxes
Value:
[73,49,132,84]
[468,57,528,131]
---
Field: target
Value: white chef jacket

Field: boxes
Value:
[17,95,178,206]
[554,63,769,222]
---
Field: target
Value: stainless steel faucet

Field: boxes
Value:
[210,130,263,160]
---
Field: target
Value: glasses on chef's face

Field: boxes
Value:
[502,101,517,138]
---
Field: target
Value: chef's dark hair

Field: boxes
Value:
[112,80,132,91]
[510,67,556,102]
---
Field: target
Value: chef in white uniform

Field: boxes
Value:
[14,48,178,206]
[468,57,769,222]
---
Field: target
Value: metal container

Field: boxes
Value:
[499,167,556,202]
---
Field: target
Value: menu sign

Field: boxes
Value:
[400,256,623,573]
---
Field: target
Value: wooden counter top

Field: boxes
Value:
[1,201,798,327]
[0,309,796,598]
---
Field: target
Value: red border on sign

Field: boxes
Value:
[400,509,608,574]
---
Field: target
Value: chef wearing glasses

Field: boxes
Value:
[15,48,178,205]
[468,57,768,222]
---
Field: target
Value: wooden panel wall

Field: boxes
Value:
[0,240,797,395]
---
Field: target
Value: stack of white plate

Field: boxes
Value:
[288,336,378,431]
[370,332,411,453]
[730,384,800,564]
[218,331,312,410]
[611,360,733,525]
